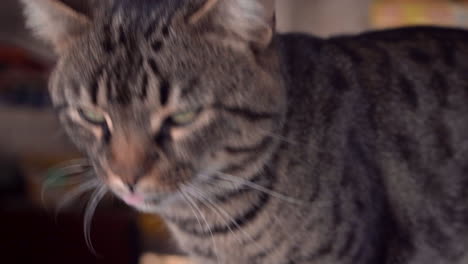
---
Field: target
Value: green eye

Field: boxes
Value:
[170,110,199,126]
[78,108,107,125]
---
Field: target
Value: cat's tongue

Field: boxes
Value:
[123,194,145,206]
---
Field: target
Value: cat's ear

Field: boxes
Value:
[188,0,275,48]
[20,0,91,54]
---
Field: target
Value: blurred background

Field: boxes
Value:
[1,0,467,264]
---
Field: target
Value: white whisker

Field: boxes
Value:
[42,171,95,208]
[54,178,100,217]
[188,185,267,253]
[179,188,204,233]
[54,174,95,186]
[215,172,304,205]
[43,163,92,189]
[257,128,299,146]
[84,184,108,256]
[46,159,90,172]
[183,190,221,264]
[187,185,242,244]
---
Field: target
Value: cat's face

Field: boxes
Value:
[23,0,284,211]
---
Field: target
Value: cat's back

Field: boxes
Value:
[321,26,468,141]
[331,26,468,73]
[280,27,468,262]
[278,26,468,83]
[278,26,468,264]
[278,26,468,130]
[279,26,468,174]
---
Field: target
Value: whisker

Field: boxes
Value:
[42,159,92,202]
[49,173,95,187]
[215,172,304,205]
[257,128,299,146]
[54,177,100,218]
[193,180,302,250]
[46,158,90,172]
[42,171,94,207]
[43,164,92,187]
[186,186,240,243]
[183,190,221,264]
[188,185,263,250]
[44,164,91,180]
[84,184,108,256]
[179,188,205,234]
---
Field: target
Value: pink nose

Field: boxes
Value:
[123,194,145,206]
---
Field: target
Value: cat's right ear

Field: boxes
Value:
[187,0,275,49]
[20,0,91,54]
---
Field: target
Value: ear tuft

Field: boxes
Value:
[189,0,274,48]
[21,0,91,54]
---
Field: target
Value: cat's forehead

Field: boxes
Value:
[84,2,202,64]
[93,0,181,35]
[50,0,263,109]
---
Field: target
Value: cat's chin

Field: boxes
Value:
[128,203,162,214]
[119,192,184,213]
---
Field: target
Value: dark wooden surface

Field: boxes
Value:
[1,207,140,264]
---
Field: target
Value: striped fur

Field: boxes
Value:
[22,0,468,263]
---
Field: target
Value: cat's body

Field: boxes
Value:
[20,0,468,263]
[165,28,468,264]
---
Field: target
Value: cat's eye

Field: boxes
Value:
[170,110,199,126]
[78,108,107,125]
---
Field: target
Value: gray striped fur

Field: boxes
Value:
[22,0,468,263]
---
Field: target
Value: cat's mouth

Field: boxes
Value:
[105,165,220,210]
[101,160,198,209]
[117,191,173,210]
[121,193,146,206]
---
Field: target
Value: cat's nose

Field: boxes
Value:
[127,183,136,193]
[124,177,142,193]
[122,192,145,206]
[108,132,148,185]
[108,173,144,197]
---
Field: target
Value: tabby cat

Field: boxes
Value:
[21,0,468,263]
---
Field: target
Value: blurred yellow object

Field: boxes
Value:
[371,0,468,29]
[137,213,171,239]
[140,254,191,264]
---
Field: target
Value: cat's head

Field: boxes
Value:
[22,0,285,212]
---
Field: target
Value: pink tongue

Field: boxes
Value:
[124,194,144,205]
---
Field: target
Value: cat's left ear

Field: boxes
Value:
[188,0,275,49]
[20,0,91,54]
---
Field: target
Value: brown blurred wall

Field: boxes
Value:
[0,0,53,60]
[276,0,372,36]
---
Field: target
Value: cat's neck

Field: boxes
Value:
[160,133,316,261]
[159,34,327,262]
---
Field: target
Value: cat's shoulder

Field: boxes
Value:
[330,26,468,43]
[278,26,468,48]
[277,26,468,68]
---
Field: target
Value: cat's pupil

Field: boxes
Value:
[102,124,112,144]
[154,120,172,147]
